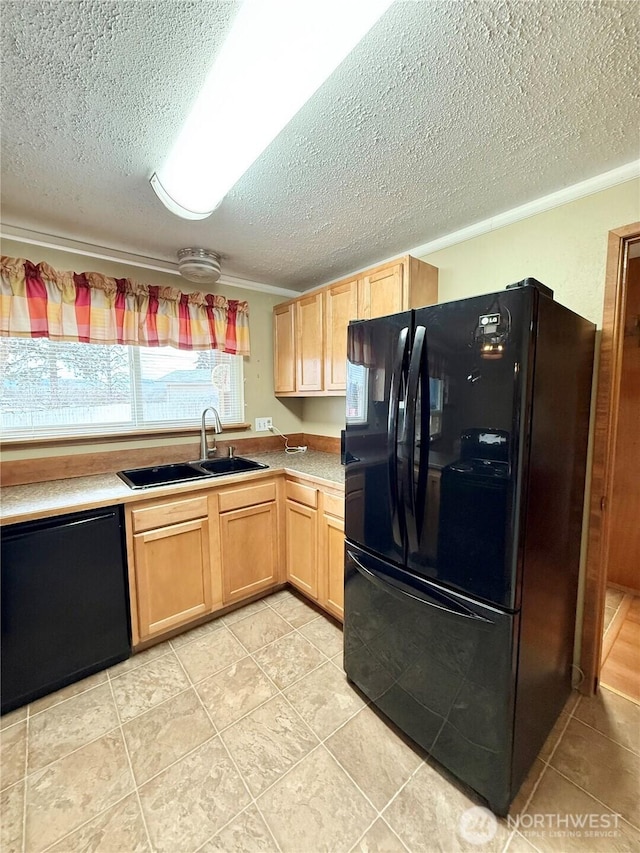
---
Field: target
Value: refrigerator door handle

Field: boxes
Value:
[403,325,429,553]
[348,550,491,622]
[388,326,410,547]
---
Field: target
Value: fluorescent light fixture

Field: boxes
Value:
[150,0,394,219]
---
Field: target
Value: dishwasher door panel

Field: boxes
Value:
[1,506,131,714]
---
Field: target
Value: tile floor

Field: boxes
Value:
[601,588,640,703]
[2,588,640,853]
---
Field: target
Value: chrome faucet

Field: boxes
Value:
[200,407,222,459]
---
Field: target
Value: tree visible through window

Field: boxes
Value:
[1,337,244,439]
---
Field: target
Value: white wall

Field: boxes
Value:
[0,239,304,461]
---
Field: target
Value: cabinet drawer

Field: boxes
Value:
[285,480,318,508]
[323,492,344,519]
[218,481,277,513]
[131,495,209,533]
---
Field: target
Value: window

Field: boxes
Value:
[0,337,244,440]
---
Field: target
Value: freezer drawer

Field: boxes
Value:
[344,542,519,815]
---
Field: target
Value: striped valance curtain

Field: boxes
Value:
[0,256,250,356]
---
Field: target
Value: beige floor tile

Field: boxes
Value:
[0,720,26,791]
[222,598,269,625]
[0,780,24,853]
[268,595,320,628]
[299,615,344,658]
[221,694,318,797]
[284,660,366,739]
[196,656,276,731]
[110,652,190,723]
[138,736,251,853]
[175,627,246,684]
[228,608,293,652]
[107,642,172,677]
[1,705,27,731]
[25,730,133,853]
[351,818,408,852]
[258,745,376,852]
[606,588,625,611]
[122,688,215,784]
[383,762,511,852]
[170,614,226,648]
[326,706,422,810]
[549,717,640,827]
[200,803,278,851]
[506,832,542,852]
[523,765,640,851]
[28,683,119,773]
[28,670,108,715]
[48,793,150,853]
[604,605,619,633]
[574,686,640,754]
[253,631,326,689]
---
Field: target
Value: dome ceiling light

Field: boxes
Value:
[177,248,222,284]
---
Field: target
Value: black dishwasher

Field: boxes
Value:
[1,505,131,714]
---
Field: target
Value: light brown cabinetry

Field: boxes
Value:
[284,477,345,621]
[126,477,282,646]
[296,292,324,392]
[273,302,296,394]
[318,490,345,621]
[274,255,437,396]
[324,278,358,391]
[285,480,319,599]
[216,481,281,604]
[129,495,217,643]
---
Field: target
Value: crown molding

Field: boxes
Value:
[409,160,640,259]
[0,224,300,299]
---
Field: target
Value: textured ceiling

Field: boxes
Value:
[1,0,639,291]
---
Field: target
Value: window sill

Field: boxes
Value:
[0,423,251,451]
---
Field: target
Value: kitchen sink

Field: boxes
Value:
[117,457,268,489]
[197,456,268,476]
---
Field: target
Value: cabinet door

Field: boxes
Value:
[219,502,278,604]
[360,263,405,319]
[321,511,345,622]
[274,302,296,394]
[134,518,212,640]
[285,499,318,598]
[296,292,324,392]
[324,279,357,391]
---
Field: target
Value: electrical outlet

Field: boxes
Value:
[255,417,273,432]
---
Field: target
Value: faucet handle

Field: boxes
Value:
[227,445,236,458]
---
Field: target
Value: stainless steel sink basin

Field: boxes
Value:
[197,456,268,476]
[117,457,268,489]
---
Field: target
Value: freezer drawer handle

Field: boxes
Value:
[348,550,491,622]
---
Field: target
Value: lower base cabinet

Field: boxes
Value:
[319,492,345,621]
[285,477,345,621]
[126,472,345,647]
[129,495,217,643]
[217,481,281,604]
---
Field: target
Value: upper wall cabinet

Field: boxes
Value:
[274,255,438,397]
[296,292,324,392]
[273,302,296,394]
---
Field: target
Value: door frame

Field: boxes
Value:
[580,221,640,695]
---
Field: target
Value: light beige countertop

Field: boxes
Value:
[0,450,344,526]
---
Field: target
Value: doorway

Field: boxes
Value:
[581,222,640,698]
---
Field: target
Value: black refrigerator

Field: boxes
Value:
[343,278,595,815]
